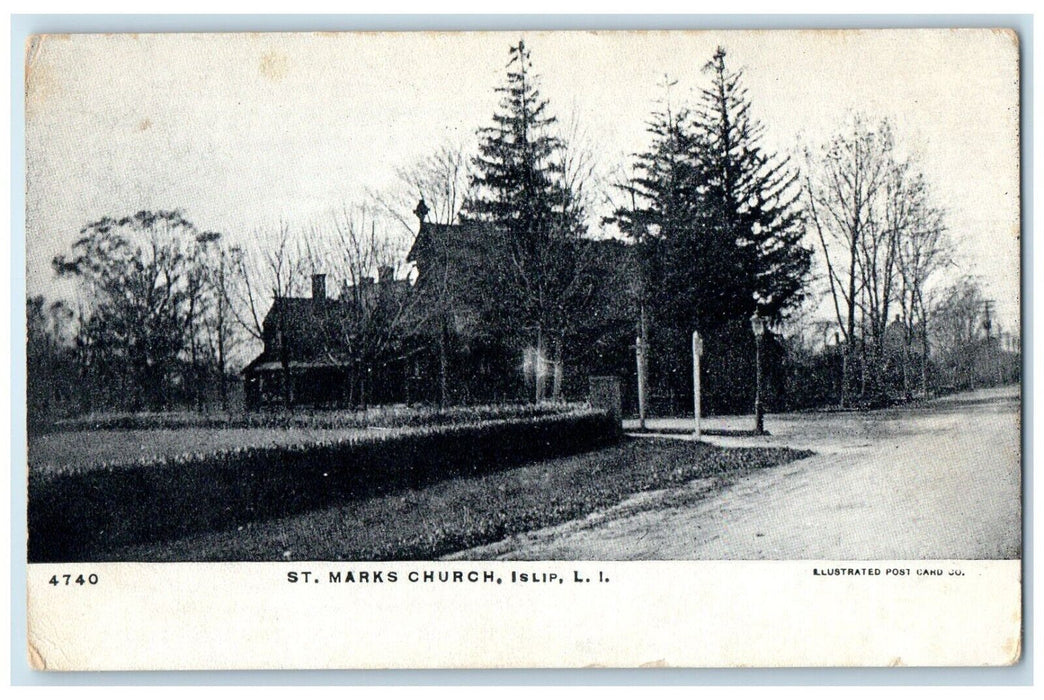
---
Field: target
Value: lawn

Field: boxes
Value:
[29,409,619,561]
[29,425,373,474]
[29,402,579,474]
[104,438,813,562]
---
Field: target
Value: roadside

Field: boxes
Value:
[103,439,809,562]
[452,385,1020,560]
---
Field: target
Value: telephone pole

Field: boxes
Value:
[636,307,649,430]
[692,331,703,439]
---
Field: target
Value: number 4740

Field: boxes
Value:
[48,574,98,586]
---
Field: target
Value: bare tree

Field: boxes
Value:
[544,107,612,400]
[377,141,477,234]
[198,236,243,412]
[808,116,955,404]
[370,142,479,406]
[26,296,77,422]
[53,210,203,411]
[855,149,905,399]
[226,221,306,408]
[308,205,429,408]
[805,117,894,405]
[182,230,224,411]
[893,168,951,397]
[933,276,987,390]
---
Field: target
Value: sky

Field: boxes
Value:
[24,29,1021,330]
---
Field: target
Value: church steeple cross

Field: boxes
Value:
[414,198,430,223]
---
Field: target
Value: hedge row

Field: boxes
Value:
[28,409,621,562]
[45,402,580,434]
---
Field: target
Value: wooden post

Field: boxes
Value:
[754,330,764,434]
[636,334,647,430]
[750,314,766,435]
[635,304,650,429]
[692,331,702,439]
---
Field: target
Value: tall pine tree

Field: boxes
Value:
[696,47,810,322]
[615,49,811,413]
[463,40,589,401]
[612,79,716,400]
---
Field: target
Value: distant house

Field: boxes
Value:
[242,270,414,409]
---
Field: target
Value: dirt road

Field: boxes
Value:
[451,386,1021,560]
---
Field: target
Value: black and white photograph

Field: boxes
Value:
[21,26,1023,669]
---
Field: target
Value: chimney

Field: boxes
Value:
[378,265,394,284]
[312,273,326,301]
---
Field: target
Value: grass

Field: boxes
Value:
[29,425,372,474]
[103,438,813,562]
[29,410,619,561]
[30,402,583,473]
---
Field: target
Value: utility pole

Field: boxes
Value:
[750,314,766,435]
[632,187,649,431]
[994,320,1004,385]
[834,331,844,407]
[692,331,703,439]
[635,308,649,430]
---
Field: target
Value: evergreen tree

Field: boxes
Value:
[696,47,811,322]
[465,41,572,238]
[463,40,590,400]
[614,50,811,413]
[612,80,713,400]
[613,78,702,305]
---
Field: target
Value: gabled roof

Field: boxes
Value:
[241,296,346,374]
[407,220,498,264]
[242,277,413,375]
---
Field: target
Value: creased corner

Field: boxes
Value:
[25,34,43,68]
[1002,634,1023,666]
[992,27,1020,53]
[27,638,47,671]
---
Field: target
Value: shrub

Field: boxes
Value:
[28,409,620,562]
[43,402,581,434]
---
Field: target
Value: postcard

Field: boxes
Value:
[23,27,1021,670]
